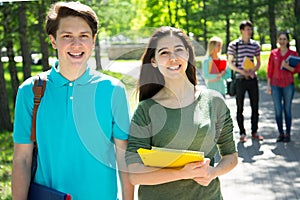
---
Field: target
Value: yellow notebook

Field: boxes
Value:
[242,57,255,70]
[137,147,204,168]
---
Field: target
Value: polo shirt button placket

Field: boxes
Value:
[69,82,74,100]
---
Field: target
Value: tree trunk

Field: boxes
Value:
[175,0,179,25]
[225,14,230,51]
[185,0,189,33]
[224,0,230,50]
[18,2,32,80]
[248,0,255,39]
[3,4,20,104]
[202,0,207,50]
[295,0,300,78]
[268,0,277,50]
[167,0,173,26]
[38,1,50,71]
[248,0,254,24]
[0,60,13,132]
[294,0,300,55]
[6,41,19,104]
[95,35,102,71]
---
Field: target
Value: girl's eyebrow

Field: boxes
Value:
[157,44,184,53]
[158,47,168,53]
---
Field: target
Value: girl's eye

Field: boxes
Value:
[175,48,184,52]
[160,51,169,56]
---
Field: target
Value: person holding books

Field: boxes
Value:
[227,20,263,143]
[125,26,238,200]
[11,2,134,199]
[267,31,300,143]
[202,36,231,97]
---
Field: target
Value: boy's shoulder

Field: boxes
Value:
[89,69,125,88]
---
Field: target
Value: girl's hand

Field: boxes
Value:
[267,85,272,95]
[179,158,211,183]
[281,60,289,69]
[191,159,216,186]
[219,70,226,77]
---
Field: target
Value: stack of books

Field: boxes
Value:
[137,146,204,168]
[281,55,300,70]
[209,59,227,74]
[242,57,255,70]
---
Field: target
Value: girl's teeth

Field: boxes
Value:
[169,66,180,70]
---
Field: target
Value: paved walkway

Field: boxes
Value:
[198,72,300,200]
[101,59,300,200]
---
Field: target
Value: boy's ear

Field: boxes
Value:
[49,35,57,49]
[92,35,97,49]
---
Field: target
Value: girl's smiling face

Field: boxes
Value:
[278,34,288,48]
[152,35,189,80]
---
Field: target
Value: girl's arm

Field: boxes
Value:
[193,153,238,186]
[128,159,210,185]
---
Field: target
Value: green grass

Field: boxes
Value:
[0,131,13,200]
[257,52,269,81]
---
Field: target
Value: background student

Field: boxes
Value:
[202,36,231,97]
[227,20,263,143]
[267,31,300,143]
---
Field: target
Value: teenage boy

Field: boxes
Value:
[12,2,134,199]
[227,20,263,143]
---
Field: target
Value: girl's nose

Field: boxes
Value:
[169,52,177,60]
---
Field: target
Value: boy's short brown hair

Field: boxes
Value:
[46,1,98,38]
[239,20,253,30]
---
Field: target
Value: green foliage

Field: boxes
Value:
[89,0,136,38]
[257,52,270,81]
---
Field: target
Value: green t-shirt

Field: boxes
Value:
[126,89,236,200]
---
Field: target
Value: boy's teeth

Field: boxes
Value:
[70,52,82,56]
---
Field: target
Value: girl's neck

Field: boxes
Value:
[163,78,194,99]
[279,46,288,56]
[211,52,219,59]
[152,77,197,109]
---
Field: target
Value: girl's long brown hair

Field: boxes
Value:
[138,26,197,101]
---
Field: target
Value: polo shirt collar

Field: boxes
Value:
[48,61,93,87]
[238,38,252,44]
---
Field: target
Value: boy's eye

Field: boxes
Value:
[62,35,71,39]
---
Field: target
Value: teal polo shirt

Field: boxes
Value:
[13,63,130,200]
